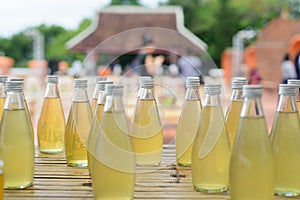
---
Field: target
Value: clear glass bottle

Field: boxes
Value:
[0,81,34,189]
[225,77,247,149]
[91,76,107,112]
[270,84,300,196]
[9,78,34,140]
[192,83,230,193]
[0,76,7,121]
[230,85,274,200]
[87,80,113,174]
[65,79,92,167]
[0,159,3,198]
[287,79,300,117]
[91,84,135,199]
[131,78,163,166]
[37,75,65,153]
[176,77,202,166]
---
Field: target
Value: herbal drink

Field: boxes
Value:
[87,103,104,174]
[192,106,230,193]
[65,101,92,167]
[271,112,300,196]
[230,116,274,200]
[0,109,34,189]
[132,99,163,166]
[0,160,3,198]
[296,101,300,117]
[0,97,5,120]
[225,100,243,149]
[91,111,135,199]
[38,97,65,153]
[176,99,201,166]
[92,98,98,113]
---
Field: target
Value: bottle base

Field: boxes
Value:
[5,182,32,189]
[275,189,300,197]
[67,160,88,168]
[194,184,228,193]
[177,162,191,167]
[39,149,64,154]
[136,162,160,167]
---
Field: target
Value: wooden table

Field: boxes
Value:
[4,145,300,199]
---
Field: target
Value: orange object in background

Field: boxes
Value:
[221,48,233,84]
[0,56,14,75]
[97,66,111,76]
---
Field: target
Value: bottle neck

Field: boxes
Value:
[241,96,264,117]
[45,83,60,98]
[277,94,297,112]
[185,87,200,100]
[73,87,89,102]
[204,93,221,106]
[0,83,6,98]
[104,94,125,112]
[230,88,243,101]
[296,89,300,102]
[5,91,25,110]
[140,87,154,100]
[97,91,106,105]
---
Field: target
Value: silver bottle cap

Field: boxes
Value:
[105,84,123,96]
[287,79,300,88]
[204,83,221,95]
[243,85,263,98]
[96,76,107,82]
[0,75,8,84]
[278,84,297,95]
[97,81,113,91]
[232,77,247,89]
[139,76,152,85]
[186,77,200,88]
[74,79,88,88]
[46,75,58,84]
[6,81,23,92]
[140,78,154,89]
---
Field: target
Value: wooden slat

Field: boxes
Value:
[4,145,300,199]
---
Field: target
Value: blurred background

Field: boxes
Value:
[0,0,299,143]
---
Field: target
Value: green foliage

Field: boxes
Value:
[111,0,141,5]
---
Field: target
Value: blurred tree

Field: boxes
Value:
[111,0,140,5]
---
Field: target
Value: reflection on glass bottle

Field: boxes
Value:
[225,77,247,149]
[87,80,113,174]
[0,76,7,121]
[192,83,230,193]
[37,75,65,153]
[65,79,92,167]
[287,79,300,117]
[230,85,274,200]
[176,77,202,167]
[0,81,34,189]
[270,84,300,196]
[91,76,107,113]
[131,78,163,166]
[9,78,34,140]
[91,84,135,199]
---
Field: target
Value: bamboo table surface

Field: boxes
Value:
[4,145,300,200]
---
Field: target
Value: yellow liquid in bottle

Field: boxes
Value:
[192,106,230,193]
[271,112,300,196]
[176,99,201,166]
[38,97,65,153]
[230,116,274,200]
[0,97,6,120]
[24,100,34,140]
[91,111,135,199]
[0,161,3,199]
[0,109,34,189]
[87,104,104,174]
[132,99,163,166]
[225,100,243,149]
[92,98,98,113]
[296,101,300,117]
[65,101,92,167]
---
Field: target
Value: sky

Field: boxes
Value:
[0,0,166,38]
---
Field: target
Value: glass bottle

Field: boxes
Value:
[225,77,247,149]
[0,76,7,121]
[87,80,113,174]
[91,84,135,199]
[192,83,230,193]
[37,75,65,153]
[131,78,163,166]
[9,78,34,140]
[65,79,92,167]
[176,77,202,166]
[91,76,107,112]
[0,81,34,189]
[230,85,274,200]
[270,84,300,196]
[287,79,300,117]
[0,159,3,198]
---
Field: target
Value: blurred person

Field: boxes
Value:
[178,49,204,84]
[248,67,261,85]
[295,50,300,79]
[281,53,297,83]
